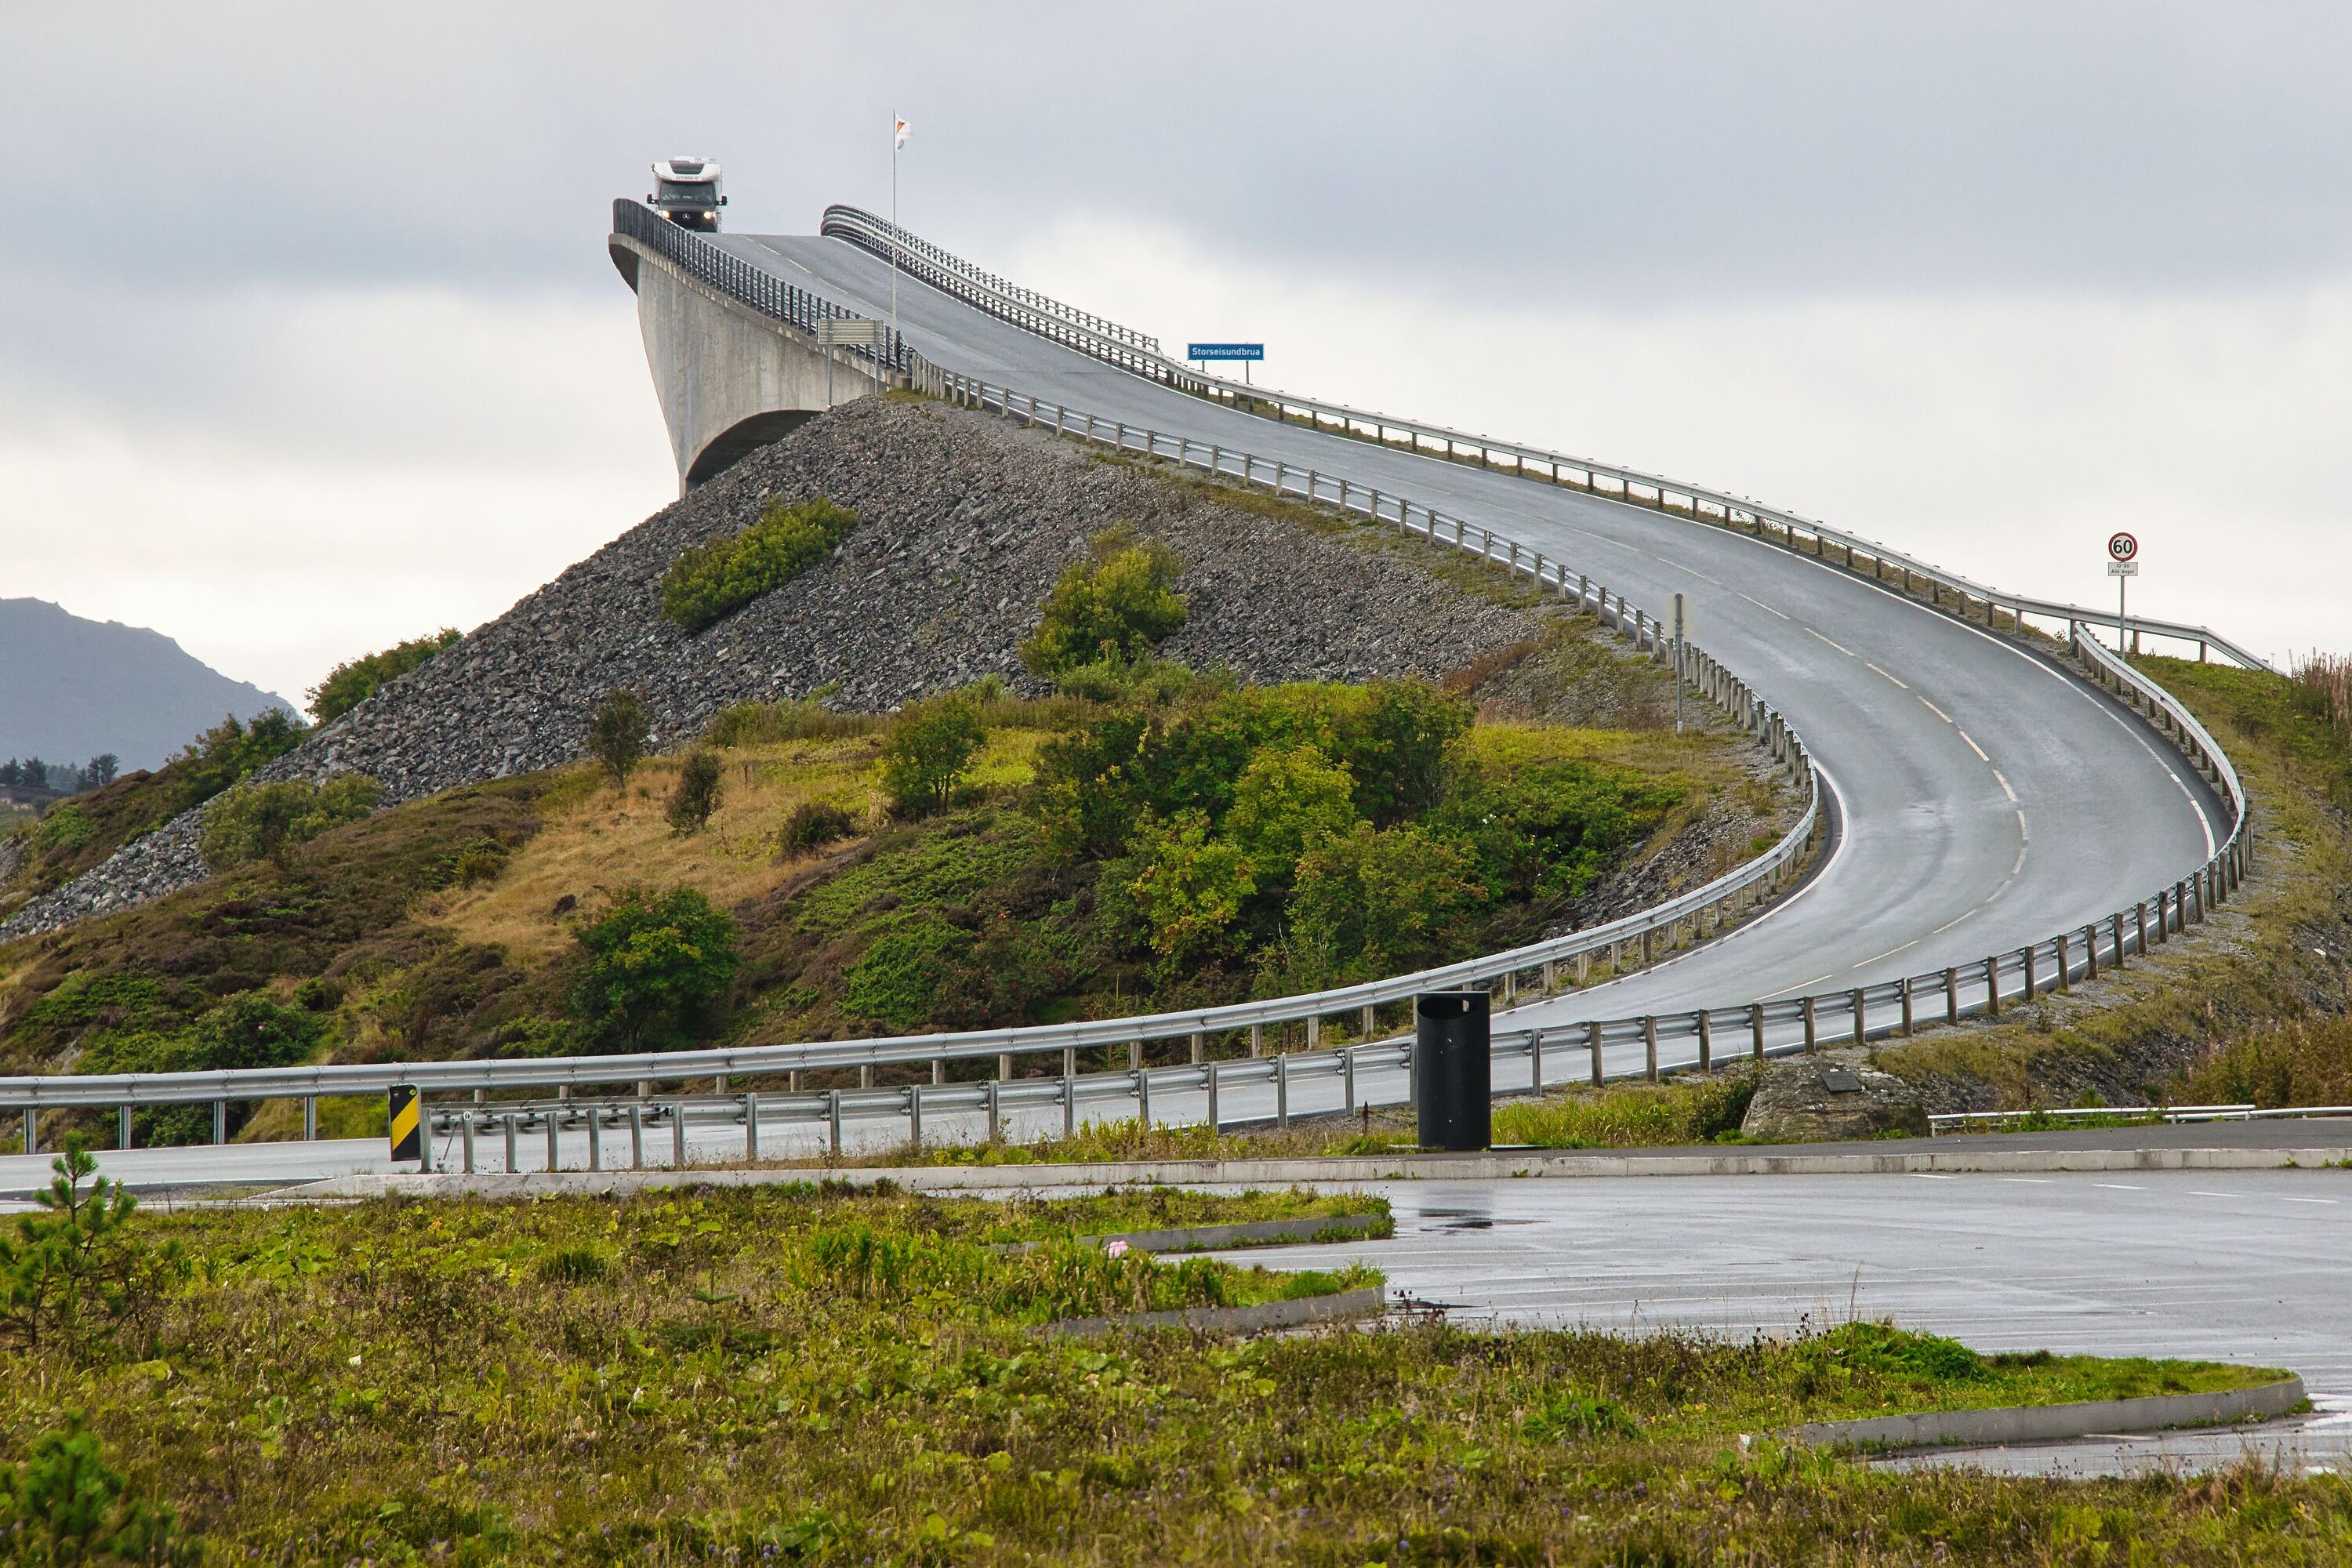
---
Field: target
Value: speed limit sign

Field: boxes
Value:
[2107,532,2139,563]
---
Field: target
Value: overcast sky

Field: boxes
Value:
[5,2,2347,704]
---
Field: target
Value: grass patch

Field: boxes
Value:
[1494,1072,1760,1147]
[0,1176,2314,1564]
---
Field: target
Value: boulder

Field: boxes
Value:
[1740,1059,1929,1143]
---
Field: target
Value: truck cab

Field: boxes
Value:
[648,157,727,231]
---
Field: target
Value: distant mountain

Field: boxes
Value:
[0,598,298,772]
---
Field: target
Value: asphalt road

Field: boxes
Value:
[717,230,2228,1033]
[1236,1168,2352,1475]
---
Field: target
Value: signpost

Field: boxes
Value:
[1671,592,1690,734]
[2107,532,2139,655]
[1186,343,1265,384]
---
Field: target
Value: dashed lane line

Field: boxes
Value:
[1855,939,1918,968]
[1932,909,1977,934]
[1956,729,1990,761]
[1866,662,1910,689]
[2095,1184,2147,1192]
[1992,769,2019,803]
[1918,695,1954,724]
[1736,591,1791,621]
[1806,627,1855,656]
[1759,972,1835,1000]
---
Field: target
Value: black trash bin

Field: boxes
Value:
[1415,991,1491,1151]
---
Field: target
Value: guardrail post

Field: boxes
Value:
[1749,1003,1766,1062]
[2083,925,2099,982]
[907,1086,924,1149]
[501,1114,517,1173]
[1899,978,1915,1036]
[1190,1032,1205,1064]
[828,1091,844,1156]
[1849,989,1867,1046]
[1276,1055,1290,1131]
[1061,1074,1076,1138]
[1984,956,2001,1017]
[2154,890,2170,943]
[1306,1016,1320,1050]
[1943,967,1959,1025]
[546,1112,560,1173]
[212,1100,227,1145]
[586,1109,601,1171]
[985,1080,1002,1145]
[1695,1010,1712,1071]
[2056,931,2072,993]
[745,1094,760,1160]
[2134,902,2149,956]
[1802,996,1818,1052]
[2175,878,2190,930]
[1642,1017,1659,1082]
[302,1097,316,1141]
[116,1105,132,1150]
[460,1116,475,1174]
[1137,1068,1152,1127]
[1588,1022,1604,1086]
[1250,1024,1264,1058]
[1345,1046,1360,1108]
[2110,913,2126,969]
[1207,1060,1221,1131]
[2023,946,2038,1001]
[1360,1005,1376,1040]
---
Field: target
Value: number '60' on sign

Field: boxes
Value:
[2107,532,2139,563]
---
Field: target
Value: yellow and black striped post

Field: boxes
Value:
[387,1085,425,1167]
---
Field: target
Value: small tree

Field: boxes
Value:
[569,887,741,1049]
[1225,743,1359,880]
[307,628,462,724]
[878,695,985,817]
[198,773,382,871]
[1125,808,1255,968]
[0,1138,180,1352]
[587,688,650,789]
[0,1414,191,1564]
[667,750,724,835]
[1018,528,1189,676]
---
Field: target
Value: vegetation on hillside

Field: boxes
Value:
[1018,528,1189,675]
[0,1172,2308,1565]
[305,628,461,724]
[659,496,858,632]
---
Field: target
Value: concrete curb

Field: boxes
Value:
[985,1213,1388,1256]
[277,1142,2352,1202]
[1794,1377,2308,1451]
[1041,1285,1388,1339]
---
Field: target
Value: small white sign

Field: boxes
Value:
[2107,561,2139,577]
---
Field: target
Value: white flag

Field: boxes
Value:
[893,117,910,151]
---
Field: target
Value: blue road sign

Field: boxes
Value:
[1186,343,1264,361]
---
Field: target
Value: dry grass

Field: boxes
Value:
[418,731,1050,964]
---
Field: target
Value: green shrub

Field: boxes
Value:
[1276,822,1486,989]
[1018,528,1189,675]
[878,695,985,817]
[307,628,461,724]
[666,750,724,835]
[448,839,508,887]
[0,1412,192,1563]
[587,688,649,789]
[198,773,383,871]
[1124,809,1255,967]
[165,709,307,812]
[842,915,972,1033]
[660,498,858,632]
[569,887,740,1049]
[31,803,93,854]
[780,800,858,855]
[1225,743,1359,880]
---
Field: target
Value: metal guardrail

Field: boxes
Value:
[820,205,1160,354]
[818,204,2273,674]
[0,203,2262,1162]
[1930,1104,2352,1134]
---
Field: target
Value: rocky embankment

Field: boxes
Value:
[5,397,1557,938]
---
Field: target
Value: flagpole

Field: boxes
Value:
[890,111,901,350]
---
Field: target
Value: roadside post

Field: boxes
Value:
[387,1084,430,1172]
[1414,992,1491,1151]
[1671,592,1690,734]
[2107,532,2139,655]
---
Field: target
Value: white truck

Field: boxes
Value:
[647,157,726,231]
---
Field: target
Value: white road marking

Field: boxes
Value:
[1992,769,2018,803]
[2190,1191,2242,1199]
[2001,1177,2055,1184]
[1866,662,1910,689]
[1918,696,1954,724]
[1956,729,1989,761]
[1736,591,1791,621]
[1909,1173,1955,1180]
[1759,972,1834,1000]
[2281,1197,2339,1206]
[2095,1183,2147,1191]
[1857,939,1918,967]
[1806,627,1855,656]
[1932,909,1977,934]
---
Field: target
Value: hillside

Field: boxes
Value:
[0,597,296,770]
[2,396,1603,938]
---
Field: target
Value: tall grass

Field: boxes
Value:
[2293,649,2352,742]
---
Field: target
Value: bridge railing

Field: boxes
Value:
[818,205,1160,354]
[817,205,2269,673]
